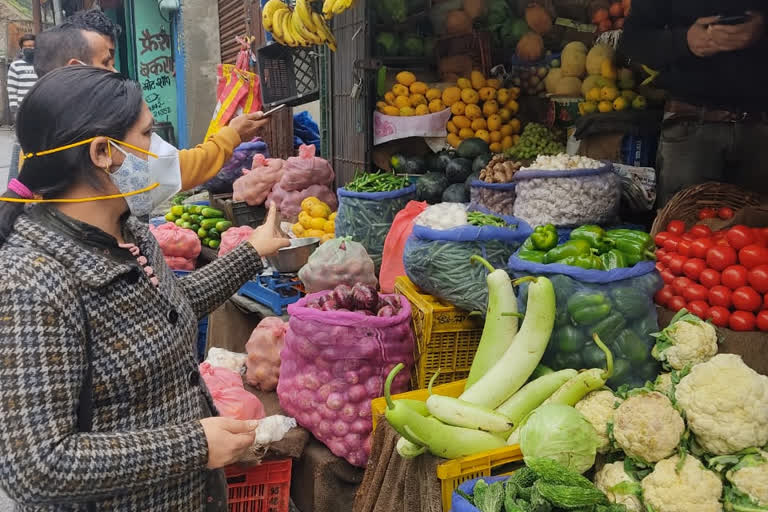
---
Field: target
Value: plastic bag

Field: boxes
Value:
[219,226,255,256]
[469,180,516,217]
[245,317,288,391]
[293,111,320,152]
[150,222,202,259]
[451,476,510,512]
[335,185,417,274]
[232,154,285,206]
[379,201,428,294]
[203,139,269,194]
[298,238,378,294]
[268,182,338,222]
[253,415,297,445]
[277,292,414,467]
[210,386,266,421]
[404,210,532,313]
[206,347,248,373]
[280,144,334,192]
[512,164,621,227]
[165,255,196,271]
[199,362,244,390]
[509,252,664,389]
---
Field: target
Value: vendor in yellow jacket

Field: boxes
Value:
[31,9,268,191]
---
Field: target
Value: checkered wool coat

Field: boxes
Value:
[0,210,263,511]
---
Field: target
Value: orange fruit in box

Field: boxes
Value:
[502,135,514,150]
[453,115,471,129]
[497,88,510,104]
[471,71,486,89]
[499,108,512,122]
[395,95,410,109]
[459,127,475,139]
[479,87,497,102]
[500,124,514,137]
[392,84,409,97]
[426,88,442,101]
[400,106,416,116]
[442,87,462,106]
[461,88,480,105]
[451,101,467,116]
[483,100,500,117]
[384,92,396,105]
[490,142,503,153]
[381,106,400,116]
[465,104,483,120]
[490,130,502,143]
[487,78,502,89]
[410,81,428,95]
[505,99,520,114]
[471,118,488,131]
[415,104,430,115]
[376,101,388,110]
[487,114,502,132]
[474,130,491,143]
[509,118,522,134]
[430,99,446,113]
[447,120,458,134]
[410,94,427,106]
[446,133,462,148]
[396,71,416,86]
[457,77,472,90]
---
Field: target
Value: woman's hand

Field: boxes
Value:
[248,202,290,257]
[229,112,269,142]
[201,417,259,469]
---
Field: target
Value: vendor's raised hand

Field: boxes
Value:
[248,202,290,257]
[708,12,765,53]
[229,111,269,142]
[687,16,722,57]
[201,417,259,469]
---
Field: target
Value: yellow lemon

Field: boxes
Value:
[598,100,614,113]
[500,124,514,137]
[292,222,305,236]
[474,129,491,143]
[310,217,326,230]
[613,96,629,111]
[396,71,416,86]
[377,101,388,111]
[392,84,409,97]
[471,118,488,131]
[305,229,325,239]
[310,202,331,218]
[452,115,471,129]
[457,77,472,90]
[582,101,597,114]
[329,212,336,222]
[461,88,480,105]
[394,95,411,109]
[409,93,427,107]
[451,101,467,116]
[323,220,335,233]
[478,87,497,102]
[502,135,515,150]
[487,78,502,89]
[509,87,521,100]
[442,87,462,106]
[586,87,601,102]
[384,92,396,105]
[601,60,617,81]
[381,105,400,116]
[410,81,428,95]
[600,86,619,101]
[508,118,522,134]
[446,133,462,148]
[471,70,487,89]
[400,106,416,116]
[321,233,335,244]
[447,120,458,134]
[489,142,503,153]
[499,108,512,122]
[426,88,442,101]
[465,103,483,120]
[513,134,521,145]
[299,211,313,229]
[497,88,510,105]
[459,127,475,140]
[415,104,430,116]
[490,130,503,143]
[429,99,445,113]
[301,197,319,211]
[487,114,502,132]
[505,99,519,115]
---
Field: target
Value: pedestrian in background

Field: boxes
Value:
[6,33,37,185]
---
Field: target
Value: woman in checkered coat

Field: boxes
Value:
[0,67,289,510]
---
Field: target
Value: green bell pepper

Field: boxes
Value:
[518,248,547,263]
[567,292,612,325]
[611,287,650,320]
[558,254,605,270]
[544,239,593,264]
[553,351,584,371]
[608,358,632,387]
[604,230,657,265]
[614,329,649,363]
[570,225,613,253]
[521,236,535,251]
[600,249,628,270]
[531,224,558,251]
[555,325,587,353]
[590,312,627,342]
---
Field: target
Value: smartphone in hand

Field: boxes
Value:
[710,13,751,26]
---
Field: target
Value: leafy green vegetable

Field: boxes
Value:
[534,480,609,508]
[467,212,511,228]
[345,171,409,193]
[474,480,505,512]
[525,457,594,489]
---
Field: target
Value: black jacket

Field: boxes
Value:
[619,0,767,111]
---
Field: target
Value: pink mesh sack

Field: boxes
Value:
[280,144,335,192]
[232,154,285,206]
[150,222,202,259]
[219,226,255,256]
[277,293,414,467]
[245,317,288,392]
[165,255,196,271]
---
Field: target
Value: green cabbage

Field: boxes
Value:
[520,404,601,474]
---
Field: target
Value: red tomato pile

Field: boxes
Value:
[654,219,768,332]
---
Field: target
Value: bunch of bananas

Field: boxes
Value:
[263,0,337,51]
[321,0,355,19]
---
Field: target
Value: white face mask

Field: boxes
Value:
[108,133,182,217]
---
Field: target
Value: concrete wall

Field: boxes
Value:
[177,0,220,148]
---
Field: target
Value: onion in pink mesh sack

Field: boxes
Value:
[298,238,378,294]
[276,293,414,467]
[280,144,335,192]
[232,154,285,206]
[268,182,338,222]
[165,255,196,271]
[218,226,255,256]
[245,317,287,391]
[150,222,201,259]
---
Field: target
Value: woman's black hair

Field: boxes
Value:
[0,66,144,244]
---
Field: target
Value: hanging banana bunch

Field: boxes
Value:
[262,0,338,51]
[321,0,355,20]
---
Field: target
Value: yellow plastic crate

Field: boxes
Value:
[370,379,524,512]
[394,276,484,389]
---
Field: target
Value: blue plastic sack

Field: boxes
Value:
[470,180,516,217]
[403,208,532,313]
[512,163,621,228]
[509,249,663,389]
[451,476,510,512]
[204,139,269,194]
[294,110,321,153]
[335,185,417,274]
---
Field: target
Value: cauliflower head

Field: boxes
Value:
[675,354,768,455]
[575,390,622,454]
[652,312,718,370]
[613,391,685,463]
[594,461,643,512]
[727,451,768,507]
[641,455,723,512]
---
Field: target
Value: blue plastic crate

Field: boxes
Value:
[173,270,208,362]
[149,217,167,228]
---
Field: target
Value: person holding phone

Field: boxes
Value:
[619,3,767,206]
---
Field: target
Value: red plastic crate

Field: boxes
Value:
[225,459,292,512]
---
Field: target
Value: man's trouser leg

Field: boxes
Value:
[8,141,20,184]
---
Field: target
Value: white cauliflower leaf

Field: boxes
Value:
[651,310,718,371]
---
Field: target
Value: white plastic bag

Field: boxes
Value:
[206,347,247,373]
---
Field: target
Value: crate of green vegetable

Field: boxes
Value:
[508,227,664,388]
[163,203,235,250]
